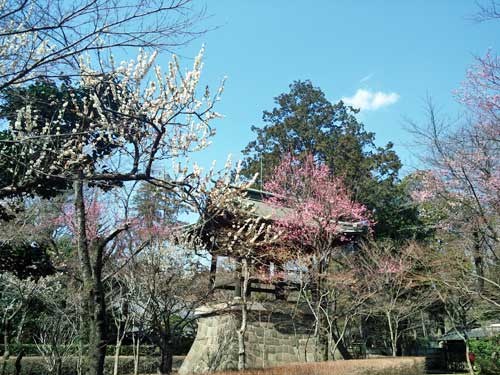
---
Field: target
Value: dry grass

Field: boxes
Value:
[207,357,426,375]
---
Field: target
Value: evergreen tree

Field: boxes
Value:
[0,79,126,219]
[242,80,423,240]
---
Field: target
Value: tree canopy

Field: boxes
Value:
[241,80,422,240]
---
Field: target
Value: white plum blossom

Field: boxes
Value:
[1,47,225,196]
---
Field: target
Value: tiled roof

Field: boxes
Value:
[439,324,500,341]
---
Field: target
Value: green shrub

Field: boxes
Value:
[469,335,500,375]
[1,344,161,358]
[0,355,158,375]
[104,344,158,357]
[0,343,40,356]
[1,341,192,358]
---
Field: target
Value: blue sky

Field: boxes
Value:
[173,1,500,176]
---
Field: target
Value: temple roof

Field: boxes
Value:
[439,324,500,341]
[184,186,367,259]
[241,187,365,234]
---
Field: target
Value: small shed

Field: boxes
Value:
[437,324,500,371]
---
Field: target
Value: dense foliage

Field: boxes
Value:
[241,80,423,240]
[0,241,54,278]
[469,336,500,375]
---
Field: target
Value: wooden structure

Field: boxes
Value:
[436,324,500,371]
[186,186,365,300]
[180,187,367,373]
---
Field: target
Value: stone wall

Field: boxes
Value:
[179,302,318,374]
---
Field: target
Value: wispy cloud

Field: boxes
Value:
[341,89,399,111]
[360,73,373,83]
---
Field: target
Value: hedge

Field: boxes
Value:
[0,344,160,357]
[469,335,500,375]
[1,340,192,357]
[1,344,160,357]
[0,356,159,375]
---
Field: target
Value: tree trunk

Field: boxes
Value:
[113,339,121,375]
[314,259,329,361]
[473,230,484,291]
[331,324,352,360]
[209,254,218,291]
[1,319,11,375]
[386,312,397,357]
[88,277,107,375]
[55,357,63,375]
[237,257,249,371]
[158,342,173,375]
[13,350,24,375]
[333,339,352,360]
[77,314,85,375]
[74,178,107,375]
[420,311,428,339]
[464,337,474,375]
[12,312,26,375]
[132,335,140,375]
[317,311,329,361]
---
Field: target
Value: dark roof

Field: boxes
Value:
[439,324,500,341]
[241,187,366,234]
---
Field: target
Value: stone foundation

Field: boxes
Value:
[179,302,318,374]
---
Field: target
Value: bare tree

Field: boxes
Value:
[406,98,499,291]
[293,254,372,360]
[351,241,437,357]
[0,273,42,375]
[126,243,209,375]
[34,284,80,375]
[472,1,500,22]
[427,249,481,375]
[124,273,151,375]
[0,0,207,90]
[107,275,132,375]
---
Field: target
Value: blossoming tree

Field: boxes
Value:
[0,46,227,375]
[0,0,206,90]
[408,53,500,304]
[351,241,436,357]
[264,153,370,360]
